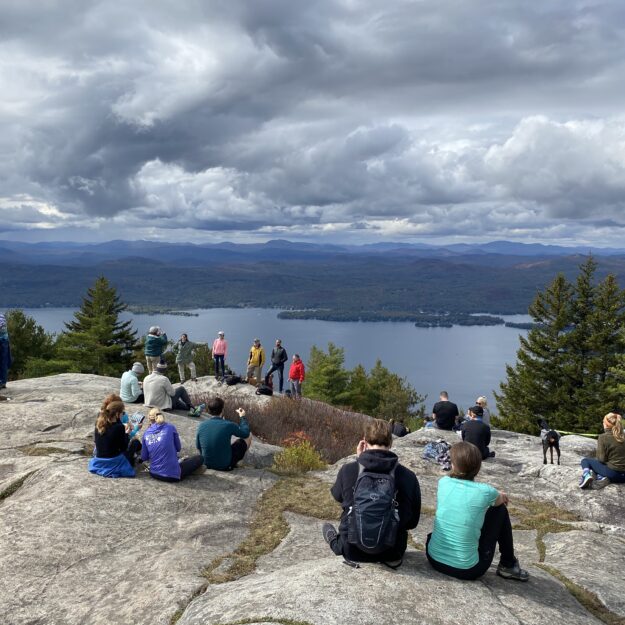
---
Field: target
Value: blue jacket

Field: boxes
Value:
[88,454,135,478]
[145,333,168,357]
[141,422,182,480]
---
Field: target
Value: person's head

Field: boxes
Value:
[476,396,488,408]
[100,393,122,412]
[439,391,449,400]
[253,338,261,347]
[275,339,282,347]
[180,333,188,342]
[363,419,393,449]
[96,399,125,434]
[148,407,166,425]
[218,331,224,338]
[207,397,225,416]
[450,442,482,480]
[293,353,300,361]
[149,326,159,336]
[131,362,144,376]
[469,405,484,419]
[156,362,168,375]
[603,412,624,443]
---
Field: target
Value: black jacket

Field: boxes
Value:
[330,449,421,562]
[461,419,491,459]
[94,421,130,458]
[270,346,288,365]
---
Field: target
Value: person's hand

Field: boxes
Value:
[499,491,509,505]
[124,423,132,434]
[236,407,246,418]
[356,439,367,457]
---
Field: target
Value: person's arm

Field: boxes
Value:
[195,428,201,452]
[493,490,509,506]
[260,348,265,367]
[223,340,228,358]
[130,376,141,399]
[485,425,491,447]
[299,363,305,382]
[403,475,422,530]
[234,416,250,439]
[281,349,288,364]
[172,342,179,355]
[164,377,175,397]
[596,437,607,463]
[140,434,149,462]
[174,428,181,453]
[330,466,346,503]
[460,423,466,440]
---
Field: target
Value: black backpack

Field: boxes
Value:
[255,384,273,396]
[347,464,399,554]
[224,375,241,386]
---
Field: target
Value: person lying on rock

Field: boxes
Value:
[88,397,143,478]
[426,441,529,582]
[195,398,252,471]
[579,412,625,489]
[140,408,204,482]
[322,419,421,569]
[143,362,202,417]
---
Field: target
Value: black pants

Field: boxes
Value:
[150,455,204,482]
[265,363,285,392]
[328,531,408,564]
[129,393,145,404]
[172,386,192,410]
[123,439,142,467]
[426,505,516,580]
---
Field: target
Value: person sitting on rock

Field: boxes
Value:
[461,405,495,459]
[195,397,251,470]
[172,333,199,384]
[579,412,625,489]
[120,362,145,404]
[143,362,202,416]
[427,391,460,430]
[426,441,529,582]
[322,419,421,568]
[390,418,409,437]
[144,326,168,374]
[140,408,204,482]
[88,397,143,478]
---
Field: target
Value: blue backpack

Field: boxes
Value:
[347,463,399,554]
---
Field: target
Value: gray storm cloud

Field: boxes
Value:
[1,0,625,243]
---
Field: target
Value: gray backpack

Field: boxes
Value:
[347,463,399,554]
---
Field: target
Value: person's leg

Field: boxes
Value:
[247,364,256,380]
[131,392,145,404]
[229,438,249,468]
[582,457,625,482]
[217,355,225,377]
[149,472,179,483]
[179,455,204,479]
[293,380,302,398]
[255,366,263,382]
[477,505,515,569]
[189,361,197,381]
[177,362,186,383]
[0,340,8,386]
[264,364,277,385]
[124,439,142,466]
[277,364,284,393]
[172,386,192,411]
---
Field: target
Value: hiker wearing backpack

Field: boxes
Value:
[322,419,421,568]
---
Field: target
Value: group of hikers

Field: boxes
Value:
[143,327,306,396]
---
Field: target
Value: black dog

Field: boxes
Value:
[537,418,561,465]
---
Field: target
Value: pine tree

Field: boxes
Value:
[58,277,137,376]
[5,309,56,379]
[304,343,350,405]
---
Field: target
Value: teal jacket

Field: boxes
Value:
[196,416,250,470]
[144,333,168,357]
[172,340,198,364]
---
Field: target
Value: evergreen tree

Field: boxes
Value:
[304,343,350,405]
[58,277,137,376]
[5,309,56,379]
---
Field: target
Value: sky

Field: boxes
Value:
[1,0,625,246]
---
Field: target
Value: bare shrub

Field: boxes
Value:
[191,391,371,463]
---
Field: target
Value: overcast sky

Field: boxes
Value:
[1,0,625,246]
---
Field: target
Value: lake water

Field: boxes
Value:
[20,307,529,412]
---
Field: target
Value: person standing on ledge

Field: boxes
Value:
[428,391,460,430]
[247,338,265,383]
[144,326,168,374]
[172,333,199,384]
[212,331,228,380]
[265,339,288,393]
[288,353,305,398]
[0,313,12,391]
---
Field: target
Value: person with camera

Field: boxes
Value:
[144,326,168,374]
[195,397,252,470]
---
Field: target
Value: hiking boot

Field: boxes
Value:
[579,469,594,489]
[488,451,496,458]
[496,559,529,581]
[593,475,611,489]
[322,523,338,545]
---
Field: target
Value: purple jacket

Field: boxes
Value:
[141,422,181,480]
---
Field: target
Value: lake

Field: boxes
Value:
[20,307,529,412]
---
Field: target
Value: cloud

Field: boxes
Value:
[1,0,625,244]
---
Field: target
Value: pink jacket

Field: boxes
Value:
[212,338,228,357]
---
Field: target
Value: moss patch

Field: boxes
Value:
[0,471,36,503]
[508,499,580,562]
[20,445,70,456]
[538,564,625,625]
[204,477,341,584]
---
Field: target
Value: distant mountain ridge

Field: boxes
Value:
[2,239,625,314]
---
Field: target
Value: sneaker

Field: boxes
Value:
[496,559,529,581]
[593,475,611,489]
[579,470,594,489]
[322,523,338,545]
[190,403,206,418]
[382,558,403,570]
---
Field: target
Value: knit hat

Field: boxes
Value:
[131,362,144,374]
[470,405,484,417]
[156,362,168,372]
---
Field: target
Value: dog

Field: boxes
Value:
[537,418,561,465]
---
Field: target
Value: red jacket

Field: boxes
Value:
[289,359,305,382]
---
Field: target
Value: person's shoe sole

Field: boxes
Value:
[496,568,529,581]
[579,473,594,489]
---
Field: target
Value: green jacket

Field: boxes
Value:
[145,333,168,357]
[597,431,625,472]
[172,340,198,364]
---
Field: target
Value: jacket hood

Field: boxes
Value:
[357,449,398,473]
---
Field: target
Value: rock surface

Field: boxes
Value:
[1,374,624,625]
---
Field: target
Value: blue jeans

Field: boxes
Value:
[0,339,11,386]
[214,354,225,378]
[581,457,625,483]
